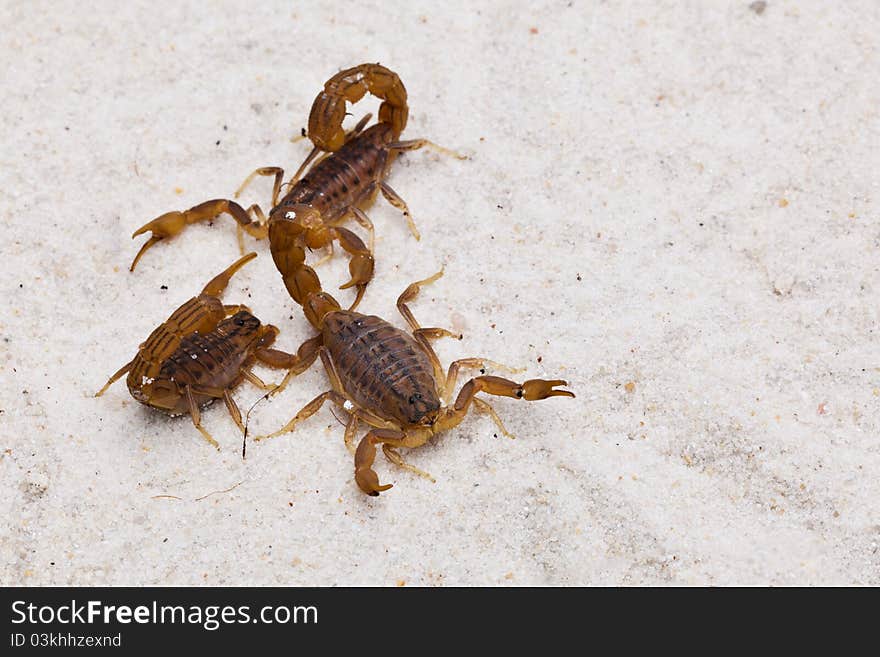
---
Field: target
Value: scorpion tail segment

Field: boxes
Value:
[285,265,323,309]
[200,252,258,297]
[308,63,409,152]
[308,94,348,152]
[268,219,318,305]
[365,63,408,139]
[303,291,342,331]
[354,431,397,496]
[269,220,307,269]
[521,379,576,401]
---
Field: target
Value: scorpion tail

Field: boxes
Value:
[307,63,408,152]
[268,219,342,329]
[268,220,319,306]
[303,291,342,331]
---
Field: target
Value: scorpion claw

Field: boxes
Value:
[521,379,575,401]
[338,254,373,310]
[129,236,162,271]
[130,211,189,271]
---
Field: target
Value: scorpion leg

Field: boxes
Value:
[95,359,134,397]
[471,397,513,439]
[436,376,575,435]
[396,269,461,384]
[348,113,373,139]
[265,334,323,396]
[289,147,322,187]
[319,347,387,458]
[253,390,348,442]
[379,181,420,241]
[349,207,376,253]
[312,241,335,268]
[411,328,462,391]
[240,369,273,390]
[381,444,436,483]
[319,346,346,395]
[185,385,220,450]
[387,138,467,161]
[395,268,445,331]
[130,200,267,271]
[223,389,246,435]
[235,167,285,207]
[258,348,392,443]
[344,413,359,456]
[235,204,267,255]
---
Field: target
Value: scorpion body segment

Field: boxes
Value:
[96,253,309,449]
[279,123,396,220]
[308,63,408,152]
[149,311,265,414]
[322,310,441,426]
[257,269,575,496]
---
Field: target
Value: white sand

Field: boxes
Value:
[1,0,878,585]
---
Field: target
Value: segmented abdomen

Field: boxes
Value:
[278,123,394,221]
[158,312,262,390]
[323,310,440,425]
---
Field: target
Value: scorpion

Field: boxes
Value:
[253,266,575,496]
[96,253,312,449]
[129,63,462,311]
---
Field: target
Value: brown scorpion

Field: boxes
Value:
[129,63,462,310]
[253,264,575,496]
[96,253,311,449]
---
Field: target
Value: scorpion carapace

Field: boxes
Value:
[254,264,575,496]
[128,63,463,312]
[96,253,314,449]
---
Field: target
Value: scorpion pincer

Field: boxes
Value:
[96,253,312,449]
[253,265,575,496]
[128,62,463,311]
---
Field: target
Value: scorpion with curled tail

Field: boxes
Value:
[129,63,463,311]
[254,261,574,496]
